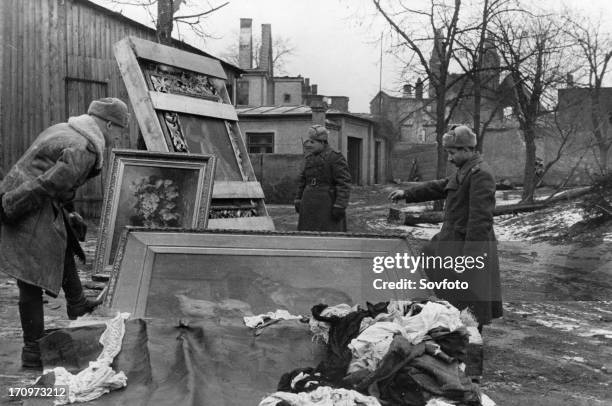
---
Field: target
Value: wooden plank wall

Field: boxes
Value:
[0,0,158,216]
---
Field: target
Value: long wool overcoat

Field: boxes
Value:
[0,115,104,295]
[295,145,351,232]
[403,154,502,325]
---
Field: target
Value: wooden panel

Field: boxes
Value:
[212,181,265,199]
[149,91,238,121]
[113,38,168,152]
[129,36,227,80]
[207,217,276,231]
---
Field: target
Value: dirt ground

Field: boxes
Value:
[1,184,611,405]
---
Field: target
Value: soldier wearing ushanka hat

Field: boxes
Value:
[294,125,351,231]
[389,125,502,331]
[0,97,130,368]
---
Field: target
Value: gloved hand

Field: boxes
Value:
[388,189,406,202]
[0,194,11,224]
[68,211,87,242]
[331,206,345,221]
[294,200,301,214]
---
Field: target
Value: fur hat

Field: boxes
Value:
[87,98,129,128]
[442,125,477,148]
[307,125,328,142]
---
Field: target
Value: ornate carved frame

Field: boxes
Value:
[104,228,431,318]
[93,149,215,275]
[113,37,273,230]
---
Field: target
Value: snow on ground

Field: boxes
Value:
[505,301,612,340]
[495,203,584,241]
[386,194,586,242]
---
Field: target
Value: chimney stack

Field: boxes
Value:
[239,18,253,69]
[259,24,273,76]
[329,96,349,112]
[415,78,423,100]
[311,84,318,95]
[403,84,413,97]
[310,95,327,126]
[566,73,574,87]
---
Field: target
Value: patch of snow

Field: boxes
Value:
[562,356,586,363]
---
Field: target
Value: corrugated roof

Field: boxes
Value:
[236,105,376,123]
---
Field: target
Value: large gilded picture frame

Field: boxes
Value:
[93,150,216,275]
[104,229,431,318]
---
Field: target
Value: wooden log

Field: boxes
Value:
[388,187,592,226]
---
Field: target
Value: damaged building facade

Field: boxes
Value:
[370,33,591,185]
[236,19,390,201]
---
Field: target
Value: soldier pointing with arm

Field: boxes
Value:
[389,125,502,331]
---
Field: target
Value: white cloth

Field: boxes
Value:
[309,303,357,344]
[44,312,130,405]
[349,301,464,373]
[244,309,302,328]
[259,386,381,406]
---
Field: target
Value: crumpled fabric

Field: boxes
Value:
[244,309,303,328]
[351,336,480,406]
[312,302,389,382]
[309,304,357,344]
[45,312,130,404]
[259,386,381,406]
[348,302,464,374]
[277,367,336,393]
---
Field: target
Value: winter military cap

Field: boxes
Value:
[308,125,329,142]
[442,125,477,148]
[88,97,129,128]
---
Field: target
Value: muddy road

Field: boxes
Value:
[0,184,611,405]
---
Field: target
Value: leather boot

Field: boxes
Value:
[66,295,103,320]
[18,301,44,369]
[62,251,101,320]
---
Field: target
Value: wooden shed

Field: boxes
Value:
[0,0,243,217]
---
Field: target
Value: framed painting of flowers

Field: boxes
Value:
[93,149,216,274]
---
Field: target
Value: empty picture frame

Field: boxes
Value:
[93,150,215,274]
[105,229,431,318]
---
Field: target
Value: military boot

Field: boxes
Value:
[18,302,44,369]
[66,295,103,320]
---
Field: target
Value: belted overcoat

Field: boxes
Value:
[402,154,502,324]
[295,145,351,231]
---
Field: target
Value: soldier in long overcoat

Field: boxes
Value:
[295,125,351,231]
[0,98,129,367]
[389,125,502,328]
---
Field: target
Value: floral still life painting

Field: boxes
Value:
[130,175,181,228]
[93,150,215,275]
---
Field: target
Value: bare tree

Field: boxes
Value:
[221,34,296,75]
[563,15,612,174]
[493,11,574,202]
[454,0,514,152]
[372,0,469,209]
[101,0,229,45]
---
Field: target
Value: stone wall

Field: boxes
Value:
[250,153,303,203]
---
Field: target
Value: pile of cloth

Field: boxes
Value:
[259,300,493,406]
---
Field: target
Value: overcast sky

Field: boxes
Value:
[93,0,612,113]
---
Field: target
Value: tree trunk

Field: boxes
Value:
[434,94,447,211]
[599,142,609,174]
[522,126,537,203]
[157,0,174,45]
